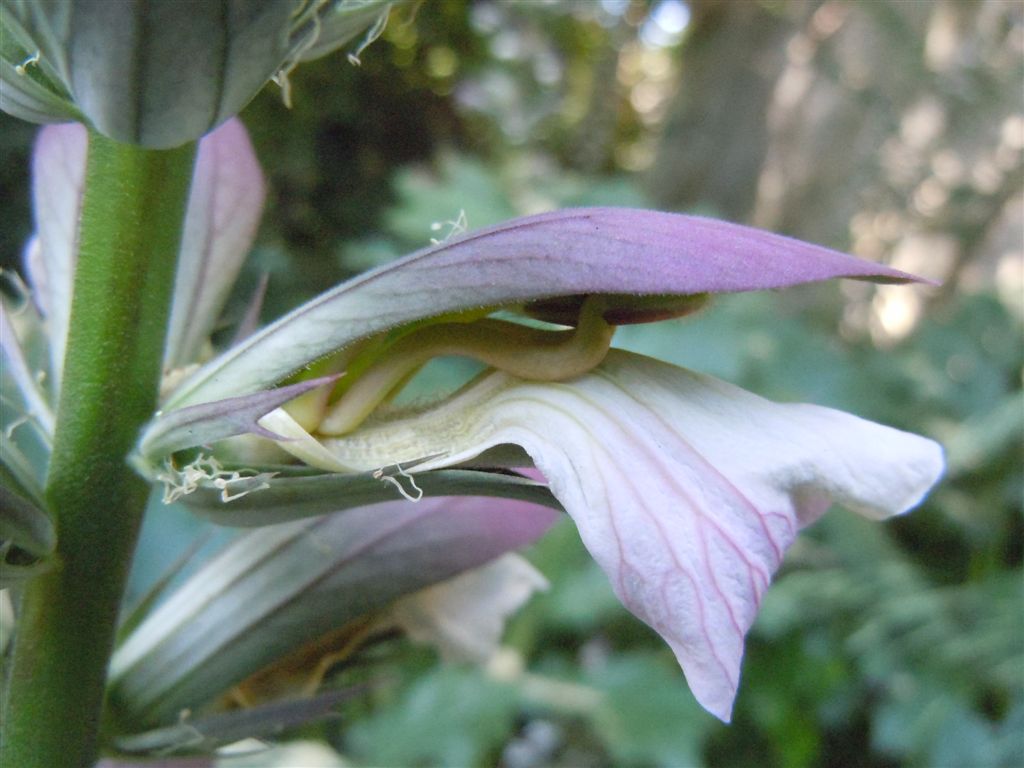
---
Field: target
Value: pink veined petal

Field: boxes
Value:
[317,349,945,721]
[164,118,266,369]
[30,122,88,389]
[164,208,925,410]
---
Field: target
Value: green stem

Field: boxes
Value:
[1,131,196,768]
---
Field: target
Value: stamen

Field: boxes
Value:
[156,454,278,504]
[373,462,424,502]
[273,0,325,108]
[430,209,468,244]
[319,296,614,436]
[347,9,389,66]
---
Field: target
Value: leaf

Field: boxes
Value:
[588,653,713,768]
[346,666,519,768]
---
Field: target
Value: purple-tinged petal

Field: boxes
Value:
[313,350,944,721]
[164,208,924,410]
[228,272,270,347]
[164,119,266,369]
[30,122,87,389]
[109,496,558,726]
[137,374,339,462]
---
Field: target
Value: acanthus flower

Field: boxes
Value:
[142,202,943,719]
[2,118,944,726]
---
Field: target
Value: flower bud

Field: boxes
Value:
[0,0,398,148]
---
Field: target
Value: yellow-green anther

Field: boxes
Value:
[318,296,615,436]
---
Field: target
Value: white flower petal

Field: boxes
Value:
[317,349,944,721]
[389,553,548,663]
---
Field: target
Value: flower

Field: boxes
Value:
[138,193,942,719]
[0,0,401,147]
[3,118,944,726]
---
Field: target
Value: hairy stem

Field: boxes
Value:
[1,132,195,768]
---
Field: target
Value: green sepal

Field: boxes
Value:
[113,688,361,756]
[179,463,560,527]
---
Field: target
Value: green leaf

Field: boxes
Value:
[943,392,1024,477]
[347,666,518,768]
[588,653,713,768]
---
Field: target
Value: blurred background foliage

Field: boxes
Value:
[2,0,1021,766]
